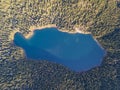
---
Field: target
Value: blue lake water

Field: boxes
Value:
[13,27,105,71]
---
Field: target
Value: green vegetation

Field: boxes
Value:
[0,0,120,90]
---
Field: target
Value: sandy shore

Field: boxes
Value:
[25,24,57,39]
[25,25,91,39]
[9,29,20,41]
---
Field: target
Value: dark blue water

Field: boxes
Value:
[14,27,105,71]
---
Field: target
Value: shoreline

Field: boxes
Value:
[25,24,57,39]
[12,25,104,52]
[9,29,20,41]
[24,25,105,55]
[25,25,91,39]
[13,25,106,72]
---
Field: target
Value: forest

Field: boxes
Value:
[0,0,120,90]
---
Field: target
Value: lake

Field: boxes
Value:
[13,27,105,71]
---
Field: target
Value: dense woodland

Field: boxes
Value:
[0,0,120,90]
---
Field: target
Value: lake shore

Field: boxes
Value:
[25,24,57,39]
[25,25,91,39]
